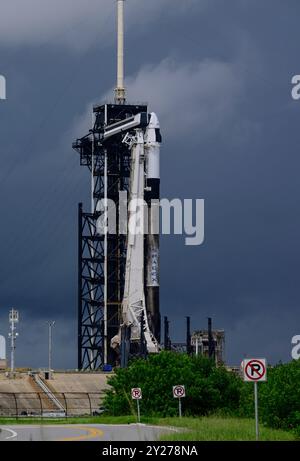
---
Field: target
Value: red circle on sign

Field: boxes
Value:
[245,360,266,381]
[131,388,142,399]
[174,386,185,397]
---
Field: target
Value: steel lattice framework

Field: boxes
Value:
[73,103,148,370]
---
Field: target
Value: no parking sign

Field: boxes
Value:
[242,358,267,441]
[243,358,267,382]
[173,385,185,418]
[131,388,142,423]
[131,388,142,400]
[173,385,186,399]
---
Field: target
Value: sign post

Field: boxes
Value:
[242,358,267,441]
[179,397,182,418]
[254,381,259,440]
[173,385,186,418]
[131,388,142,423]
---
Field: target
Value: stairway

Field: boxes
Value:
[29,374,65,416]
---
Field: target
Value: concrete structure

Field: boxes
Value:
[0,373,42,415]
[45,372,110,393]
[43,372,111,415]
[0,371,111,416]
[192,329,225,365]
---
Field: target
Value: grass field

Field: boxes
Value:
[0,415,297,441]
[158,417,298,441]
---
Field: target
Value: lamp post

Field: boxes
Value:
[46,321,55,379]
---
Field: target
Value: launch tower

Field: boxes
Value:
[74,1,161,369]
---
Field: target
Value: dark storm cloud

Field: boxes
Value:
[0,0,299,367]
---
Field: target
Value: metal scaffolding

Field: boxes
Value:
[73,103,148,370]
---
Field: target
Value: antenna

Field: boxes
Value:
[115,0,126,104]
[8,309,19,375]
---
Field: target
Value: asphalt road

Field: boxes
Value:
[0,424,173,442]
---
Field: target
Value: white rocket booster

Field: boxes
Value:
[111,113,162,354]
[145,113,162,342]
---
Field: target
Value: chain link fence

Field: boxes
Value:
[0,392,105,418]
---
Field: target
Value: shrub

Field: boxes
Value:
[103,351,242,417]
[239,360,300,431]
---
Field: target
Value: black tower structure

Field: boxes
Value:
[208,317,215,360]
[164,316,171,351]
[74,103,148,370]
[186,316,191,355]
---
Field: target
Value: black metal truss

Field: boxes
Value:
[74,103,148,370]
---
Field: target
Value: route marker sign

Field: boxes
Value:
[242,358,267,441]
[173,385,185,418]
[243,358,267,382]
[131,388,142,400]
[173,385,186,399]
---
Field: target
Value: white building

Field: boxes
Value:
[0,335,6,369]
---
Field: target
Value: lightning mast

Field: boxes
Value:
[115,0,126,104]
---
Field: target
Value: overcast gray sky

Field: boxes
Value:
[0,0,300,368]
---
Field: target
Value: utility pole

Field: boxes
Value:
[46,321,55,379]
[8,309,19,375]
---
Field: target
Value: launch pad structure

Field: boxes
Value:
[74,1,161,370]
[74,103,149,369]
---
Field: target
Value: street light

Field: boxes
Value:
[46,321,55,379]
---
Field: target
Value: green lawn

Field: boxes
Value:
[157,416,298,441]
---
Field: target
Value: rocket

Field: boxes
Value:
[144,113,162,343]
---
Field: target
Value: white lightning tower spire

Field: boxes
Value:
[115,0,126,104]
